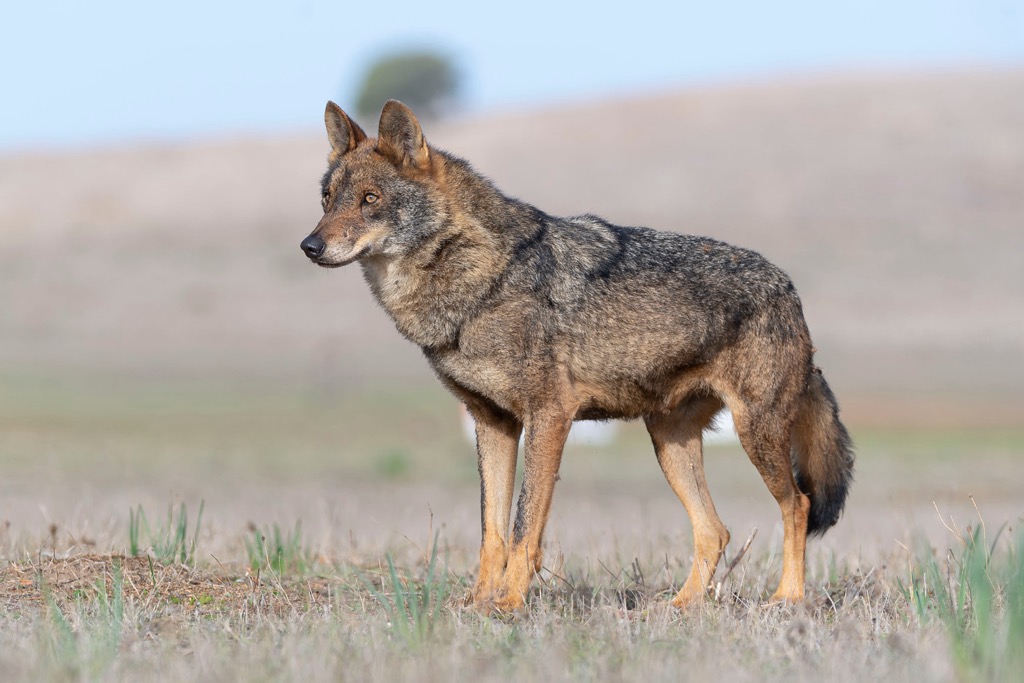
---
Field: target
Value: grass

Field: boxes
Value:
[38,558,126,680]
[1,383,1022,681]
[364,531,449,646]
[900,523,1024,681]
[245,520,314,576]
[128,502,204,566]
[3,509,1023,682]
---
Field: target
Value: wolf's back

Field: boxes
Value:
[542,219,797,305]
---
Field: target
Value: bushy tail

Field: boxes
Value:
[791,370,855,536]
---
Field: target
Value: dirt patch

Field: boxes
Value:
[1,554,337,620]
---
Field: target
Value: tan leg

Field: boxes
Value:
[645,398,730,606]
[771,489,810,602]
[466,404,521,606]
[493,408,573,612]
[732,406,809,603]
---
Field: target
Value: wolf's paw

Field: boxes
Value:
[768,583,804,605]
[669,579,712,609]
[670,591,707,610]
[491,591,526,614]
[466,588,497,613]
[468,575,503,609]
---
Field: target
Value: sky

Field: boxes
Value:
[1,0,1022,151]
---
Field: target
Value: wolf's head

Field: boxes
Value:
[300,100,446,268]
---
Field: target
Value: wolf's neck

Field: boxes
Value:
[437,150,547,244]
[359,217,510,350]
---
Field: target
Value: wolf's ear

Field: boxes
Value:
[325,102,367,156]
[377,100,430,170]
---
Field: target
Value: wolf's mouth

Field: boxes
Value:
[312,246,369,268]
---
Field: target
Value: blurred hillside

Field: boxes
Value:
[1,69,1021,426]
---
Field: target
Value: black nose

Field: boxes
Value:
[301,235,325,259]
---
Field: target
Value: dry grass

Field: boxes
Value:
[0,524,1019,682]
[0,384,1022,682]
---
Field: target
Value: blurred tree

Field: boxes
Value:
[355,50,460,122]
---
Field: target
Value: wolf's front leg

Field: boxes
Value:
[494,408,574,612]
[466,404,521,606]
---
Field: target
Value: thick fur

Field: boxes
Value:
[302,100,855,610]
[792,371,855,535]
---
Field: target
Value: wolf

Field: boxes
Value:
[300,100,854,612]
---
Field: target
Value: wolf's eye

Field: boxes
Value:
[321,192,330,210]
[364,192,379,204]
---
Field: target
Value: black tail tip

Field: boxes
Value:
[806,497,846,536]
[797,467,853,537]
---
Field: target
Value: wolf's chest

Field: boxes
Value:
[428,347,531,415]
[362,263,464,348]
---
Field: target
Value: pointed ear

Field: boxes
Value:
[377,100,430,169]
[324,101,367,155]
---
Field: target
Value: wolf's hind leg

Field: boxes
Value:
[645,396,730,606]
[732,403,809,603]
[466,403,521,606]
